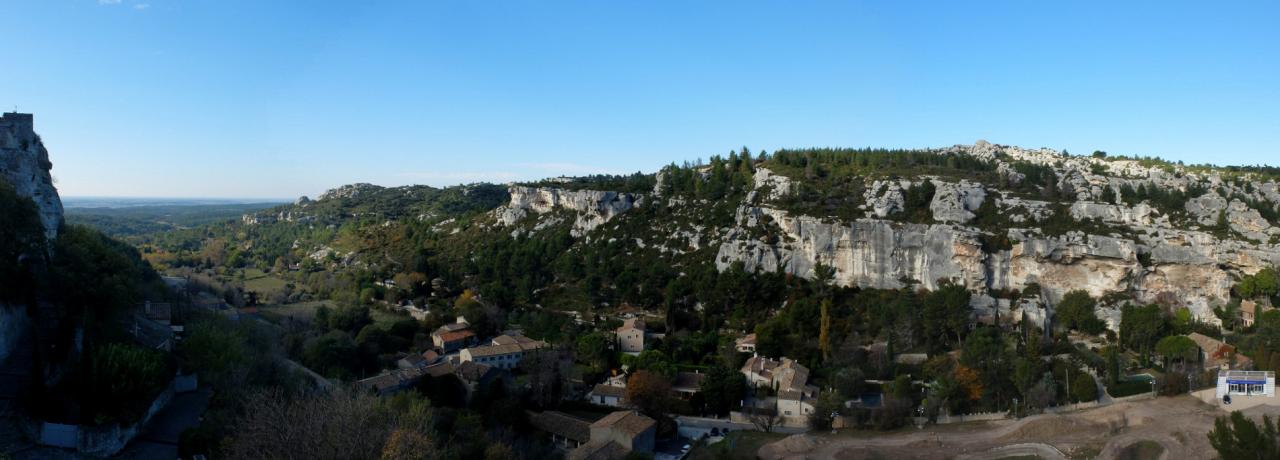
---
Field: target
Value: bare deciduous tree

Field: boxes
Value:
[223,389,435,460]
[745,402,781,433]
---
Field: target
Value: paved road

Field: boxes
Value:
[114,387,213,459]
[676,415,808,437]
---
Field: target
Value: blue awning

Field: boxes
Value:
[1227,380,1266,384]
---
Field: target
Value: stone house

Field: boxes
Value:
[615,318,645,354]
[431,317,476,352]
[422,360,501,403]
[589,384,627,407]
[396,353,429,369]
[1188,332,1251,371]
[1242,300,1275,328]
[569,411,656,460]
[671,371,706,400]
[529,411,591,450]
[459,334,547,369]
[355,367,428,396]
[741,355,817,418]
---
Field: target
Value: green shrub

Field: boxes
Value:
[83,343,173,424]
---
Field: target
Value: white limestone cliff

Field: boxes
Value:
[494,185,641,237]
[0,113,63,240]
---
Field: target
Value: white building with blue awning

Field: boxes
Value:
[1217,370,1275,399]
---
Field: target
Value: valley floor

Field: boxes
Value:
[757,395,1280,460]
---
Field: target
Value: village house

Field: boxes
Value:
[420,360,502,403]
[589,384,627,407]
[570,411,656,460]
[396,353,428,369]
[671,371,706,400]
[420,349,442,366]
[1188,332,1252,371]
[529,411,591,450]
[615,318,645,354]
[1242,300,1275,328]
[528,410,656,460]
[459,333,547,369]
[431,316,477,352]
[741,355,818,418]
[735,333,757,353]
[355,367,428,396]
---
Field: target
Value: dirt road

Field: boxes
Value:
[757,395,1280,459]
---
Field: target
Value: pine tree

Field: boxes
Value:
[819,299,832,361]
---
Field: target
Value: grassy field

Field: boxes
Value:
[688,431,786,460]
[259,300,334,323]
[371,306,410,327]
[243,268,289,296]
[1108,375,1155,398]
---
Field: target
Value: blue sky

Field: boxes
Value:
[3,1,1277,198]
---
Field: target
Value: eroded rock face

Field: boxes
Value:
[1070,201,1159,227]
[710,141,1280,328]
[862,179,910,218]
[930,181,986,223]
[0,113,63,240]
[495,186,640,237]
[719,206,987,291]
[484,140,1280,329]
[753,168,794,201]
[1186,192,1228,225]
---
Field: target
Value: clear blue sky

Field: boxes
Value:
[3,1,1277,198]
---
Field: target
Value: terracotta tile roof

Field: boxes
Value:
[437,330,476,343]
[491,334,537,346]
[568,441,628,460]
[455,361,495,382]
[591,384,627,399]
[1188,332,1232,358]
[435,322,470,334]
[616,318,645,334]
[465,337,546,357]
[742,356,811,396]
[425,362,455,378]
[529,411,591,443]
[357,371,414,393]
[672,372,706,392]
[590,410,655,437]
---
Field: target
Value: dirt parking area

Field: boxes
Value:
[758,395,1280,460]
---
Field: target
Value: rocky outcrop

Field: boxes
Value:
[1186,192,1228,225]
[1184,192,1278,241]
[0,112,63,240]
[475,139,1280,330]
[1069,201,1161,227]
[711,141,1280,328]
[494,186,641,237]
[930,181,986,223]
[319,183,383,201]
[861,180,910,218]
[720,205,987,291]
[752,168,794,201]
